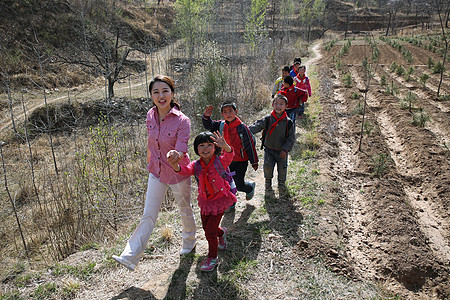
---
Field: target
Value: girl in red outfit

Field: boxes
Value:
[167,131,236,272]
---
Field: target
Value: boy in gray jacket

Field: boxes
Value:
[249,95,295,196]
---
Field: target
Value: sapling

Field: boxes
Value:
[412,108,430,127]
[343,72,352,87]
[401,91,417,113]
[419,74,429,88]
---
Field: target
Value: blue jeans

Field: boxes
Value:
[286,107,298,125]
[263,148,288,186]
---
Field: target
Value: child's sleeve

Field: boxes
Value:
[297,88,308,103]
[271,77,281,97]
[177,161,195,176]
[282,120,296,153]
[219,147,235,168]
[249,117,266,134]
[306,78,312,96]
[241,124,259,165]
[202,115,221,132]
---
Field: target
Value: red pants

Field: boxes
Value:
[201,213,225,258]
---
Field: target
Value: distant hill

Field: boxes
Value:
[0,0,175,92]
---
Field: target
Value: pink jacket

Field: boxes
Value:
[178,149,237,215]
[146,106,191,184]
[294,75,312,96]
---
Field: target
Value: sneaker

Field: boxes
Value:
[246,182,256,200]
[218,227,228,250]
[112,255,136,271]
[180,242,196,255]
[200,257,219,272]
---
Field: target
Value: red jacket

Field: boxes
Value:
[278,85,308,109]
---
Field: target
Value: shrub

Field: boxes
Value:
[419,74,429,88]
[396,65,405,76]
[342,73,352,87]
[405,66,415,81]
[335,59,342,70]
[400,91,417,112]
[412,109,430,127]
[427,57,434,69]
[438,94,450,102]
[385,81,399,95]
[350,92,361,99]
[390,62,398,72]
[370,153,392,177]
[363,121,374,136]
[432,61,444,74]
[352,102,364,115]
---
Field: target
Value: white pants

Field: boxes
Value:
[120,173,196,265]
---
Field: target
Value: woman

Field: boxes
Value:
[113,75,196,271]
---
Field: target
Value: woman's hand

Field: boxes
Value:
[211,131,232,153]
[167,150,182,171]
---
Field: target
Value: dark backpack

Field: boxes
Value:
[193,157,237,195]
[260,115,293,150]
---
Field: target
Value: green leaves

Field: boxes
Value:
[244,0,268,52]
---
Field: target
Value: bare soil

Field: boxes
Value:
[313,34,450,299]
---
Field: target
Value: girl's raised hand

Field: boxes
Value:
[212,131,232,152]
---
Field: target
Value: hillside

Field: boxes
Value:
[0,0,174,92]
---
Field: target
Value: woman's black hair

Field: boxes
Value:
[149,75,180,109]
[193,132,221,156]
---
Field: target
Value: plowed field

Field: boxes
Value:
[314,36,450,298]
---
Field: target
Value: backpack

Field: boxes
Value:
[260,115,293,150]
[219,120,257,156]
[193,157,237,195]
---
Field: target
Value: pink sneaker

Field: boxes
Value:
[200,257,219,272]
[218,227,228,250]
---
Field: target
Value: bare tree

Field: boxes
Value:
[0,140,28,254]
[436,0,449,97]
[58,0,134,100]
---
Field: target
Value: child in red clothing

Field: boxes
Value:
[294,65,312,117]
[278,75,307,127]
[167,131,236,272]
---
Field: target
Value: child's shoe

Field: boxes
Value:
[218,227,228,250]
[112,255,136,271]
[246,182,256,200]
[200,257,219,272]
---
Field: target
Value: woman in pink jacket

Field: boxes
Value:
[113,75,196,271]
[168,131,236,272]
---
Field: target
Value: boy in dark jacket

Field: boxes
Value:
[278,75,307,128]
[249,95,295,197]
[203,102,258,201]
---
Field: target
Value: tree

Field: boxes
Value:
[174,0,215,61]
[58,0,133,100]
[436,0,449,97]
[245,0,269,53]
[280,0,296,43]
[299,0,327,42]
